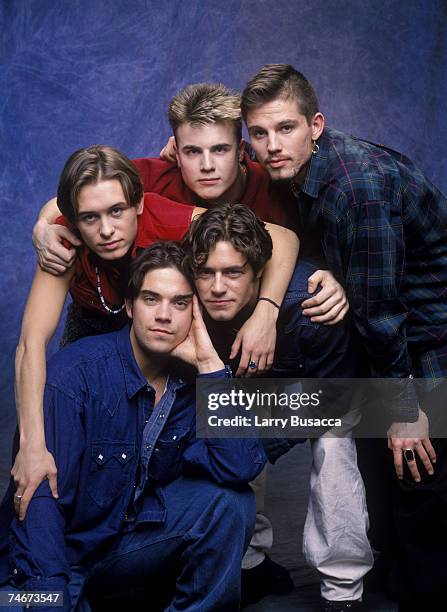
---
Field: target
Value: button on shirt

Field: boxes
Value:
[292,128,447,421]
[0,326,265,597]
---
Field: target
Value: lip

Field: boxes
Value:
[198,178,221,186]
[267,158,290,168]
[207,300,234,308]
[149,328,173,335]
[98,239,123,251]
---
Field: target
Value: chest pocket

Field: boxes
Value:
[148,428,189,486]
[87,442,135,508]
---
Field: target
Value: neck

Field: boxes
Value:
[205,292,258,337]
[129,327,169,384]
[196,165,246,208]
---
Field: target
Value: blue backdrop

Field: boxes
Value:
[1,0,446,469]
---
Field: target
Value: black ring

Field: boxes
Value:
[404,448,415,462]
[248,360,257,370]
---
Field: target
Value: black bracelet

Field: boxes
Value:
[257,296,280,310]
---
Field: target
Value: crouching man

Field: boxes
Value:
[0,242,266,611]
[182,204,374,611]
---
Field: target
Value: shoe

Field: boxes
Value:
[240,554,294,608]
[321,599,363,611]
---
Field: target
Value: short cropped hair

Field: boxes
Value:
[182,203,273,276]
[168,83,242,141]
[127,241,194,299]
[241,64,319,125]
[57,145,143,224]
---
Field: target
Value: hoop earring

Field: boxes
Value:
[312,141,320,155]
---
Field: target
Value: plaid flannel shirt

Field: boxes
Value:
[292,127,447,421]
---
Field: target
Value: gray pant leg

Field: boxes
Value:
[303,437,373,601]
[241,467,273,570]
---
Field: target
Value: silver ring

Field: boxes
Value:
[403,448,415,462]
[14,494,23,501]
[248,360,257,370]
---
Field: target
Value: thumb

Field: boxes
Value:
[48,472,59,499]
[307,270,323,294]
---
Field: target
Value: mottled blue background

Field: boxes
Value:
[1,0,446,478]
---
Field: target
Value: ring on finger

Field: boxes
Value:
[14,494,23,502]
[403,448,415,462]
[248,360,257,370]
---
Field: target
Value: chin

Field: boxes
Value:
[96,246,130,261]
[145,340,176,354]
[208,310,236,322]
[270,167,296,182]
[196,189,224,202]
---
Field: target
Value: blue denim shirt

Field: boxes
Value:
[0,326,266,598]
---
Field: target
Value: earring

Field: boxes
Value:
[312,141,319,155]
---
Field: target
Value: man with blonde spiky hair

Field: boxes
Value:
[168,82,243,136]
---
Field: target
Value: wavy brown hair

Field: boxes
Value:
[182,203,272,276]
[127,241,194,299]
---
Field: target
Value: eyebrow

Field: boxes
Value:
[277,119,298,127]
[198,264,248,273]
[139,290,194,300]
[248,119,298,131]
[181,144,201,152]
[77,201,128,215]
[181,142,232,151]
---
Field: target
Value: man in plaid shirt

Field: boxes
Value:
[242,64,447,611]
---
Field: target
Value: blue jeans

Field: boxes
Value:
[76,476,255,611]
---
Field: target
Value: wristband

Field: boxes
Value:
[257,296,280,310]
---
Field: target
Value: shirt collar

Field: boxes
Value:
[116,325,188,398]
[299,128,332,199]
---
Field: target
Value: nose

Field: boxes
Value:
[99,216,115,239]
[211,272,226,295]
[200,151,215,173]
[267,132,281,155]
[155,301,172,322]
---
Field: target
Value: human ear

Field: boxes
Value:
[311,112,325,141]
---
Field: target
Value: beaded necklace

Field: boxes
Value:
[95,266,125,314]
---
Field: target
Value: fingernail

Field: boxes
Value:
[428,470,434,475]
[415,478,421,483]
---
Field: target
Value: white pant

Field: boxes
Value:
[304,437,374,601]
[242,433,373,601]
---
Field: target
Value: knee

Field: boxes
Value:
[214,485,256,533]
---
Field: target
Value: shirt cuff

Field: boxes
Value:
[197,365,232,380]
[388,375,419,422]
